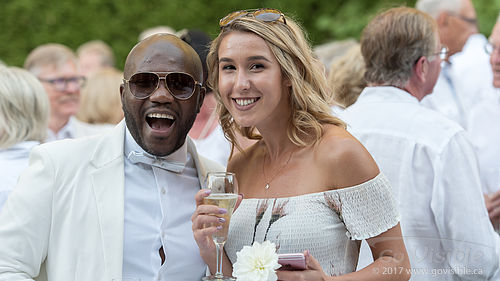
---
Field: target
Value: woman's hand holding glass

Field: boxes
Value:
[192,189,229,253]
[191,172,242,281]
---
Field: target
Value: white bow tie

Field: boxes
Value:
[127,151,185,173]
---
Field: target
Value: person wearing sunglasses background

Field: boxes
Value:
[23,43,112,142]
[191,8,410,281]
[416,0,494,129]
[0,34,225,281]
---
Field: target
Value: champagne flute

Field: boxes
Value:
[202,172,238,281]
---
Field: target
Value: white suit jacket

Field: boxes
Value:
[0,120,224,281]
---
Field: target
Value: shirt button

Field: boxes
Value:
[161,188,166,194]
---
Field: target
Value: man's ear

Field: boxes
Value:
[414,56,428,83]
[196,87,206,114]
[120,83,125,98]
[436,11,448,27]
[119,84,126,110]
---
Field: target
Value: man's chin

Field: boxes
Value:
[56,111,77,121]
[59,108,80,119]
[143,145,176,157]
[141,134,182,157]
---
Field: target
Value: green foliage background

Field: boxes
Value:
[0,0,498,69]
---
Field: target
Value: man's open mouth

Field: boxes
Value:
[146,112,175,131]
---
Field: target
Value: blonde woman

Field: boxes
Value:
[328,43,366,108]
[0,66,49,210]
[76,68,124,124]
[192,9,410,280]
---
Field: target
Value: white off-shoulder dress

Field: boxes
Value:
[225,173,400,276]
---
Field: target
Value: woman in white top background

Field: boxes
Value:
[0,66,49,210]
[192,9,410,280]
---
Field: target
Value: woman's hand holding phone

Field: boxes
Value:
[276,251,330,281]
[278,253,306,270]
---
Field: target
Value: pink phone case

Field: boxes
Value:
[277,253,306,270]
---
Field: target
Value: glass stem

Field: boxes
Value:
[214,241,225,278]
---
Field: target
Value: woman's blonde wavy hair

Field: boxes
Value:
[206,12,345,153]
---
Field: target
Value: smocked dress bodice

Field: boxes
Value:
[225,173,399,276]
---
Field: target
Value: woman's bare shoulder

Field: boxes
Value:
[318,125,380,188]
[227,140,263,173]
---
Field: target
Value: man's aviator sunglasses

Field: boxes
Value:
[123,72,202,100]
[219,8,286,28]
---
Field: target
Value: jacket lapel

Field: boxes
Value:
[88,125,224,279]
[187,137,225,191]
[90,120,126,279]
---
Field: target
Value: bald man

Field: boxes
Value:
[0,34,224,281]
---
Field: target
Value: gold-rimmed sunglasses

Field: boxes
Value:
[219,8,287,28]
[123,72,202,100]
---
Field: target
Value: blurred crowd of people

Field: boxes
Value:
[0,0,499,280]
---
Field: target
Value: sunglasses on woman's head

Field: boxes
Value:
[123,72,202,100]
[219,8,286,28]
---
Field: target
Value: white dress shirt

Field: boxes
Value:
[451,33,494,109]
[0,141,39,211]
[45,116,113,142]
[122,128,206,281]
[341,86,500,280]
[467,90,500,195]
[331,104,345,115]
[46,117,75,142]
[421,34,493,129]
[193,125,231,167]
[421,62,467,127]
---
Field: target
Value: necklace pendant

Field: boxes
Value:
[265,183,270,190]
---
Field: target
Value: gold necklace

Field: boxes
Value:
[262,150,294,190]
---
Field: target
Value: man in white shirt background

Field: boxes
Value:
[0,34,225,281]
[468,14,500,232]
[416,0,492,128]
[23,43,111,142]
[341,7,500,280]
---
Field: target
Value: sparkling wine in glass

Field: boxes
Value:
[202,172,238,281]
